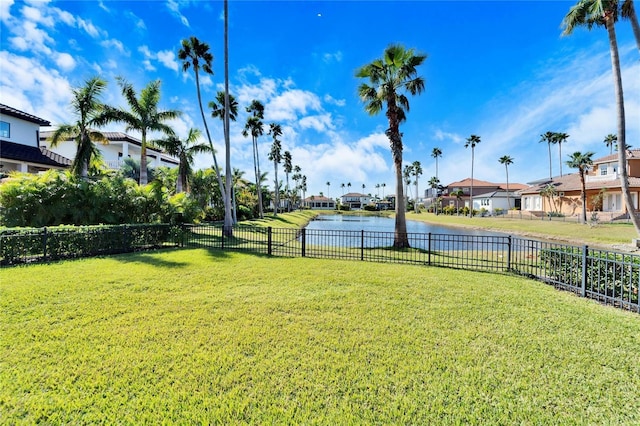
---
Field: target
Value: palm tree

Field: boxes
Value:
[223,0,233,233]
[452,189,464,215]
[412,160,422,213]
[431,147,442,183]
[356,44,426,248]
[326,181,331,198]
[209,91,239,123]
[341,182,345,195]
[566,151,595,224]
[621,0,640,50]
[106,78,180,185]
[48,77,109,179]
[403,164,413,210]
[347,182,352,191]
[539,131,556,180]
[382,182,386,198]
[464,134,481,217]
[268,123,283,215]
[564,0,640,235]
[604,133,617,155]
[555,132,570,177]
[499,155,514,209]
[428,176,440,214]
[154,128,210,193]
[243,100,265,218]
[283,151,293,211]
[178,37,229,219]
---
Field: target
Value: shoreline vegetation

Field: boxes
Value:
[242,210,636,251]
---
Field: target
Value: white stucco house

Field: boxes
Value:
[0,103,71,174]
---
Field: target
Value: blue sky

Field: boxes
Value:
[1,0,639,198]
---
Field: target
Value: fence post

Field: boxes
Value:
[581,245,588,298]
[268,227,272,256]
[42,227,48,262]
[301,228,306,257]
[360,230,364,261]
[507,235,512,272]
[221,225,224,250]
[428,233,431,265]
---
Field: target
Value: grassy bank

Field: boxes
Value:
[2,249,639,423]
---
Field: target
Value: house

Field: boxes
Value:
[340,192,373,210]
[434,178,527,212]
[0,103,71,174]
[520,150,640,219]
[304,195,336,210]
[40,131,179,170]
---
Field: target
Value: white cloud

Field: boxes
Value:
[55,52,76,71]
[299,114,335,132]
[156,50,178,72]
[125,11,146,30]
[21,5,54,27]
[0,0,14,24]
[167,0,189,27]
[76,17,102,38]
[266,89,322,122]
[324,94,346,107]
[322,51,343,63]
[101,39,128,55]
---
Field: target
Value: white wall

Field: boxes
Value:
[0,115,40,147]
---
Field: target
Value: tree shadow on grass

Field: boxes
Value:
[109,248,199,268]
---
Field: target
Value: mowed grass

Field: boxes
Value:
[2,249,640,424]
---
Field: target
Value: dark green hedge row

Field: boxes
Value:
[0,224,183,266]
[541,247,639,304]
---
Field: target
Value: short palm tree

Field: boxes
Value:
[106,78,180,185]
[154,128,210,193]
[499,155,514,209]
[539,131,556,180]
[464,134,481,217]
[428,176,440,214]
[356,44,426,248]
[555,132,570,177]
[452,189,464,215]
[403,164,413,211]
[243,100,266,218]
[604,133,617,155]
[563,0,640,235]
[48,77,110,179]
[566,151,595,224]
[268,123,283,215]
[412,160,422,213]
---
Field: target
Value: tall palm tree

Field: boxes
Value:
[106,78,180,185]
[283,151,293,211]
[539,131,556,180]
[341,182,345,195]
[154,128,210,193]
[464,134,481,217]
[564,0,640,235]
[223,0,233,233]
[178,38,228,210]
[243,100,266,218]
[356,44,427,248]
[48,76,109,179]
[499,155,514,209]
[412,160,422,213]
[621,0,640,50]
[431,147,442,183]
[326,181,331,198]
[554,132,570,177]
[566,151,595,224]
[604,133,617,155]
[268,123,283,215]
[209,91,239,123]
[382,182,386,198]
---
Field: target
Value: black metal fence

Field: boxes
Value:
[2,223,637,313]
[184,224,640,313]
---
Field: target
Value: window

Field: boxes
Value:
[0,121,9,138]
[481,199,490,206]
[600,166,607,176]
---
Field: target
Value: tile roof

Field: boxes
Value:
[0,103,51,126]
[446,178,528,190]
[519,172,640,194]
[593,149,640,163]
[1,140,71,167]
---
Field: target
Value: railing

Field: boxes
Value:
[184,224,640,313]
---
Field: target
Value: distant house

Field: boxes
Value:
[340,192,373,210]
[40,131,179,170]
[520,150,640,219]
[304,195,336,210]
[435,178,527,212]
[0,103,71,174]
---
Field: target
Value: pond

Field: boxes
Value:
[303,214,511,250]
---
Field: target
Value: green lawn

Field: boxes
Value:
[2,249,639,424]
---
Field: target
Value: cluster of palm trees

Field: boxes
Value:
[539,131,570,179]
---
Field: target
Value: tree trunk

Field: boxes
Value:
[625,0,640,51]
[469,148,474,217]
[274,161,279,216]
[223,0,233,235]
[548,143,552,180]
[607,17,640,236]
[506,165,510,209]
[580,172,587,224]
[140,130,148,185]
[253,136,264,219]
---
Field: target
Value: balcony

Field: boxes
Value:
[586,172,618,183]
